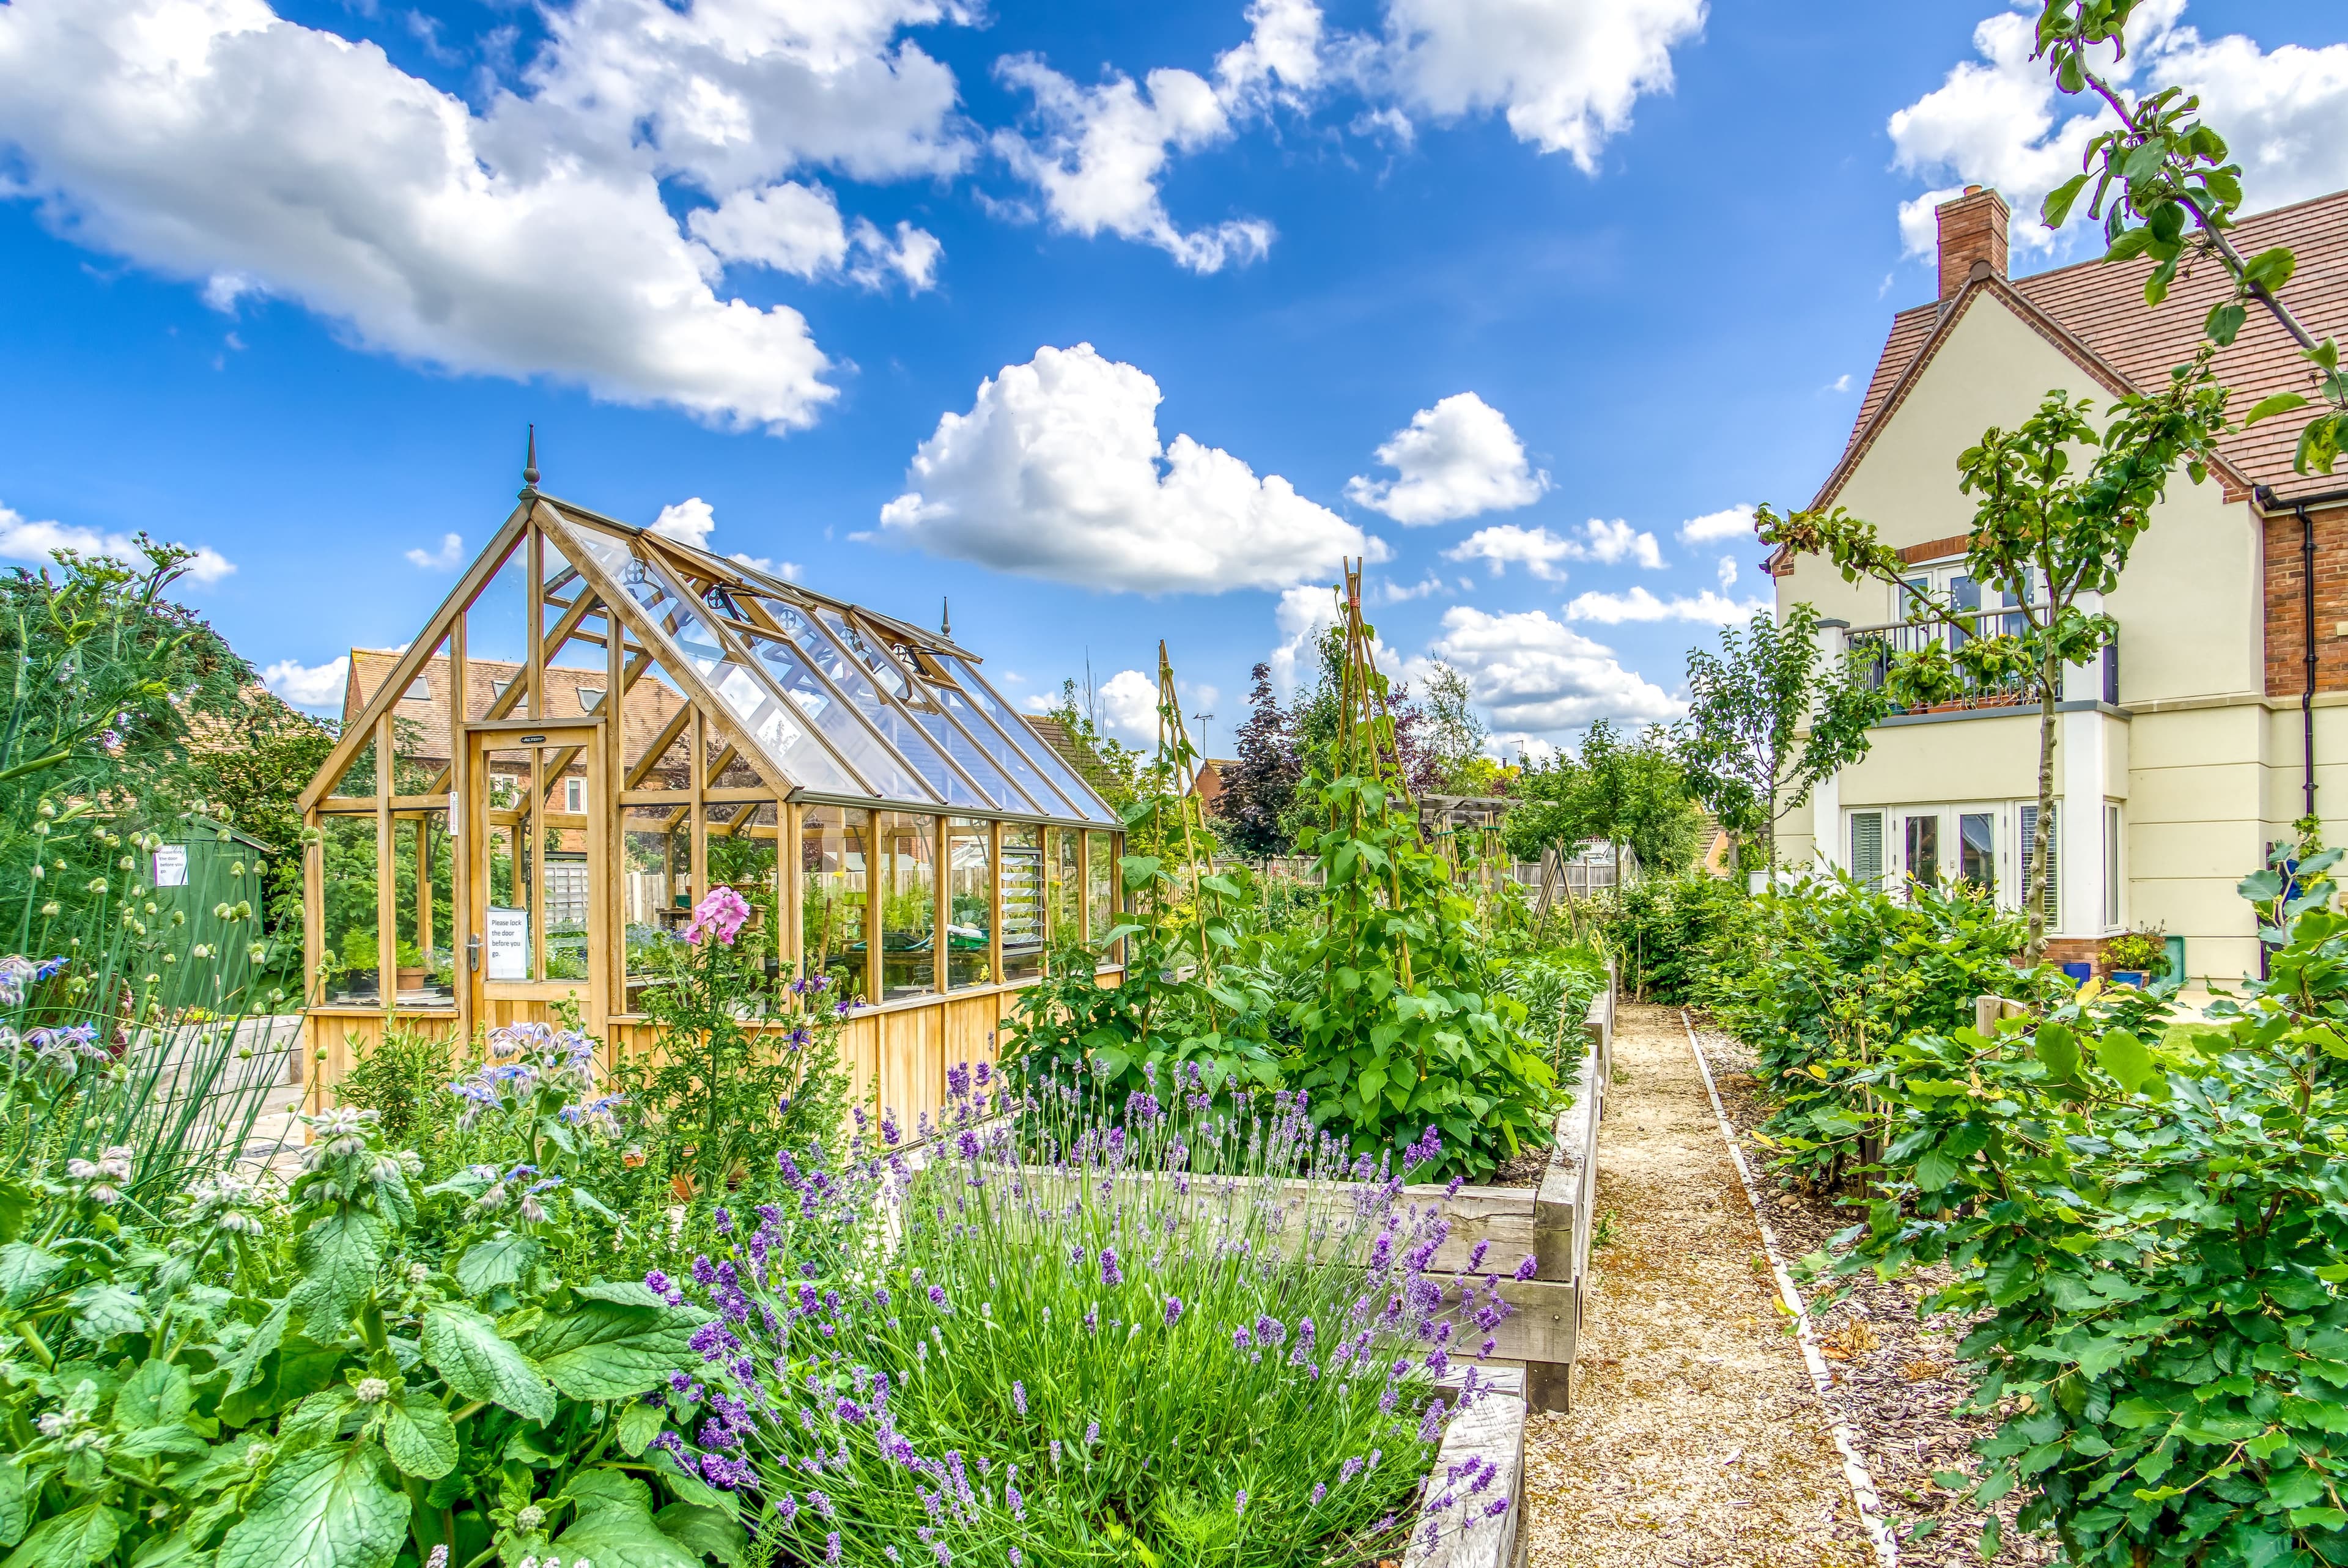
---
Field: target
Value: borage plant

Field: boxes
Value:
[655,1066,1535,1568]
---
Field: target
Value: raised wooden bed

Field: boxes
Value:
[1403,1365,1528,1568]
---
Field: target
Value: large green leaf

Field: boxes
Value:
[453,1235,541,1297]
[0,1244,64,1309]
[616,1402,668,1458]
[2095,1030,2158,1097]
[655,1503,748,1567]
[1,1503,123,1568]
[421,1306,556,1424]
[215,1444,408,1568]
[69,1284,144,1343]
[381,1393,457,1481]
[223,1298,291,1396]
[524,1300,701,1402]
[114,1359,193,1431]
[554,1470,701,1568]
[291,1211,390,1327]
[0,1463,27,1551]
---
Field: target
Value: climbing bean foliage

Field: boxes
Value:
[1818,847,2348,1566]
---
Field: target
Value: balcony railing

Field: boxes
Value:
[1844,619,2117,713]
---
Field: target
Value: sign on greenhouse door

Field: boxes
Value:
[485,906,529,980]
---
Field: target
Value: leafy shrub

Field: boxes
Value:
[335,1021,455,1144]
[658,1067,1531,1567]
[1809,844,2348,1564]
[1721,876,2036,1188]
[1598,870,1757,1006]
[2103,928,2169,977]
[0,1036,728,1568]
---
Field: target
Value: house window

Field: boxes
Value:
[2104,802,2121,930]
[578,688,605,713]
[1850,811,1883,887]
[564,775,585,814]
[1959,812,1995,893]
[2019,803,2058,926]
[1904,814,1940,887]
[491,679,513,701]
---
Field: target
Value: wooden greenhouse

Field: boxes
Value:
[296,462,1124,1127]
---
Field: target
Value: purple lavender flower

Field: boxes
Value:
[929,1284,947,1308]
[1466,1239,1490,1272]
[825,1533,842,1564]
[1099,1248,1123,1287]
[1310,1482,1327,1505]
[1163,1296,1183,1327]
[1013,1381,1027,1416]
[1234,1490,1248,1517]
[1085,1419,1099,1446]
[1515,1254,1538,1281]
[1339,1456,1364,1483]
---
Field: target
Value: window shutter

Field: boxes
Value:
[1850,812,1883,887]
[2020,803,2058,924]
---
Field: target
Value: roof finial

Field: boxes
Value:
[522,424,540,490]
[940,596,951,638]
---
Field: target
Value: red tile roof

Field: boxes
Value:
[1823,188,2348,510]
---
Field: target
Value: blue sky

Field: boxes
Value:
[2,0,2343,759]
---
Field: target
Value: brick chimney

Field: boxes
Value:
[1936,185,2010,301]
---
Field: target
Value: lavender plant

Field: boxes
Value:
[654,1066,1532,1567]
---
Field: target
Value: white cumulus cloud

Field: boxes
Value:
[1378,0,1708,170]
[1415,605,1678,736]
[990,0,1323,273]
[261,655,349,713]
[1344,391,1549,525]
[1563,585,1770,625]
[1269,583,1343,697]
[0,0,982,432]
[1444,517,1662,578]
[688,182,941,291]
[405,532,463,570]
[876,343,1386,594]
[1676,502,1755,545]
[651,498,719,551]
[1094,668,1162,745]
[1444,524,1579,582]
[0,501,234,583]
[1888,2,2348,261]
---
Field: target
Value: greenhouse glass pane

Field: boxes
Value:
[939,656,1107,822]
[607,553,865,798]
[769,606,986,809]
[739,627,939,806]
[807,607,1029,812]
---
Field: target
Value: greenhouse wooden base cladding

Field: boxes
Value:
[303,979,1115,1138]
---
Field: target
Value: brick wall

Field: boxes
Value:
[2265,502,2348,697]
[2037,937,2111,975]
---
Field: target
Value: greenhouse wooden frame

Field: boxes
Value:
[295,479,1124,1130]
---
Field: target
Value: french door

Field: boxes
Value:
[462,719,608,1031]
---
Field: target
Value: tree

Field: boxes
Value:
[1505,721,1705,877]
[1760,376,2226,959]
[1209,662,1299,861]
[2032,1,2348,473]
[1674,602,1888,871]
[1416,661,1497,795]
[182,694,336,931]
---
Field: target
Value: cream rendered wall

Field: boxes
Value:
[1774,289,2268,979]
[1776,292,2261,704]
[2127,704,2266,983]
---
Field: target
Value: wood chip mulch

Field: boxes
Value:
[1693,1017,2059,1567]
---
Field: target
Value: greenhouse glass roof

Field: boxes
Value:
[542,502,1115,825]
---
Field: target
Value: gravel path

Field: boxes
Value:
[1520,1003,1878,1567]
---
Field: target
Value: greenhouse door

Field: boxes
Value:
[462,720,609,1034]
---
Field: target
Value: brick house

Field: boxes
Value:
[1771,185,2348,983]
